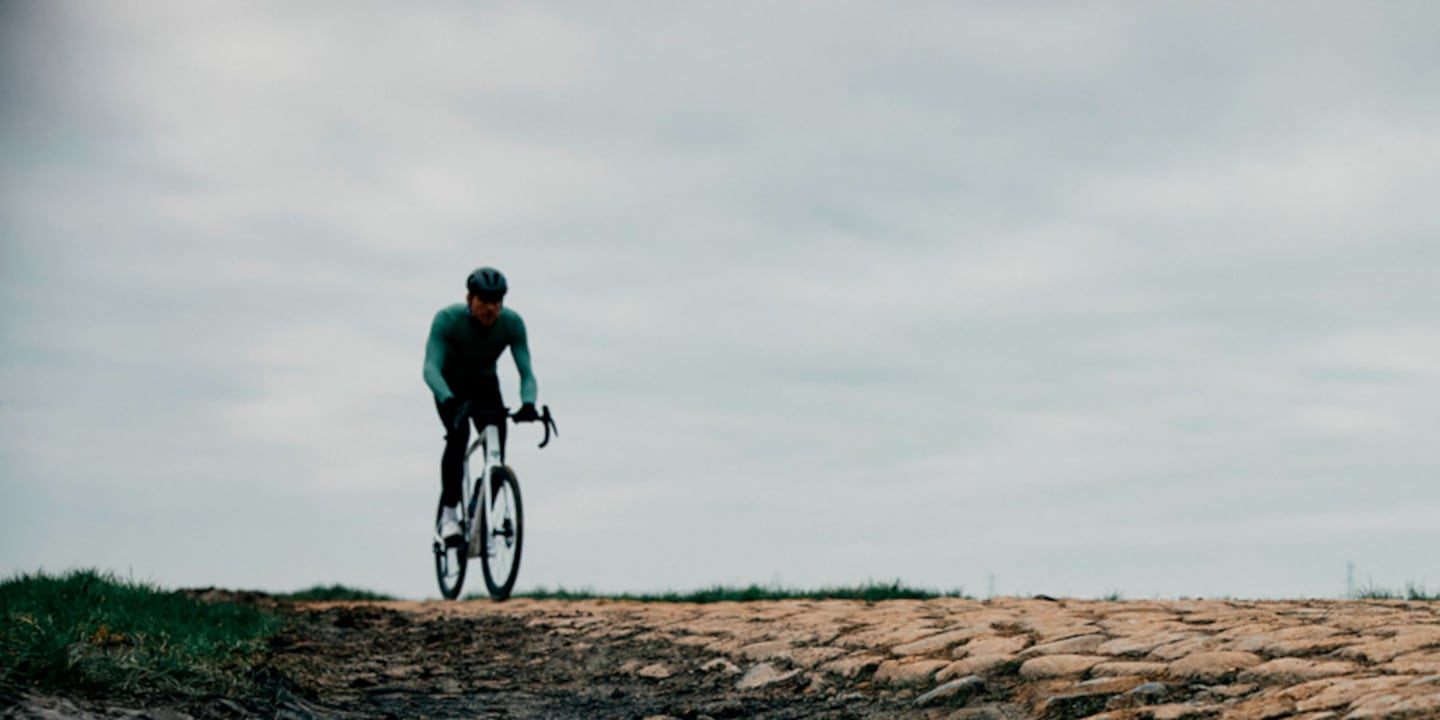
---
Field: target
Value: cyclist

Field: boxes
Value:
[424,267,540,544]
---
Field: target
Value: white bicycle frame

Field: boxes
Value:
[462,422,504,558]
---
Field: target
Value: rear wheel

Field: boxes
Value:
[479,466,524,600]
[433,503,468,600]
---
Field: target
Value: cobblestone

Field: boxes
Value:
[469,597,1440,719]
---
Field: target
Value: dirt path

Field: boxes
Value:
[8,596,1440,719]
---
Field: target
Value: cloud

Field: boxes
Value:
[224,324,432,492]
[1082,119,1440,242]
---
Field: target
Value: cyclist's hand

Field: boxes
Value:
[513,403,540,423]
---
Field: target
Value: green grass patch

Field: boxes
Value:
[1408,584,1440,601]
[1354,584,1399,600]
[0,569,282,699]
[280,584,396,602]
[511,580,970,603]
[1352,582,1438,601]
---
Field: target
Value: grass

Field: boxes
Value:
[280,584,396,602]
[0,569,283,700]
[1352,582,1439,601]
[511,580,970,603]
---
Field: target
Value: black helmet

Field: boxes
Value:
[466,267,508,297]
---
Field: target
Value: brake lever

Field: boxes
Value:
[537,405,557,448]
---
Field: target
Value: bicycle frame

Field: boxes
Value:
[462,421,504,558]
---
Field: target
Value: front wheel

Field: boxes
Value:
[479,465,524,600]
[433,503,468,600]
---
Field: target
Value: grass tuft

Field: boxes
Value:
[1354,584,1398,600]
[1351,582,1439,602]
[0,569,282,700]
[280,584,396,602]
[513,580,969,603]
[1404,583,1439,601]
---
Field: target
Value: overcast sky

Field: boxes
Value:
[3,1,1438,601]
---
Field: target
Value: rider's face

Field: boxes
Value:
[468,293,503,325]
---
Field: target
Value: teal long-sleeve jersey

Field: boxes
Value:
[423,304,537,405]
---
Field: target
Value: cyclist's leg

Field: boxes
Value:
[470,376,507,463]
[436,397,471,509]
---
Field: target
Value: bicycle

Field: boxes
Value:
[433,402,557,601]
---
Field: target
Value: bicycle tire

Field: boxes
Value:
[479,465,524,600]
[433,501,468,600]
